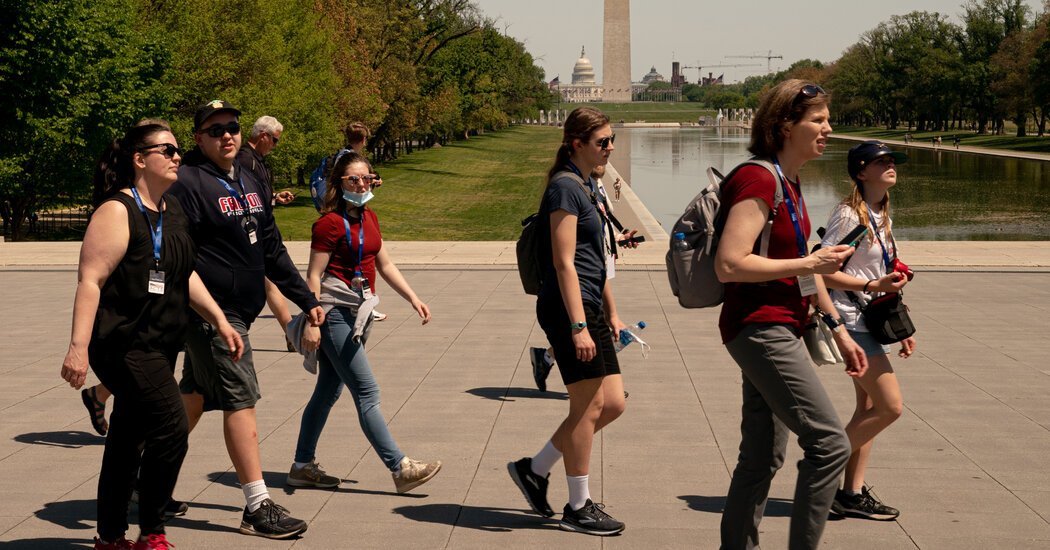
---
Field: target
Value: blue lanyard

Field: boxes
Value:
[342,210,365,276]
[216,176,251,212]
[772,159,808,258]
[129,186,163,268]
[865,203,893,270]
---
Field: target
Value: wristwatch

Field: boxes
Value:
[821,313,845,333]
[569,321,588,330]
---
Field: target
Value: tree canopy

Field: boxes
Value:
[0,0,552,239]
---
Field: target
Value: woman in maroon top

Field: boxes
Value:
[713,79,868,550]
[290,151,441,494]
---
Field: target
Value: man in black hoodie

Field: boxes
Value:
[169,100,323,539]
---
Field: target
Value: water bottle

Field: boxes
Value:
[614,321,650,358]
[672,232,690,252]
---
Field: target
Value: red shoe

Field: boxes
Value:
[133,534,174,549]
[93,537,133,549]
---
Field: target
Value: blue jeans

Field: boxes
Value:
[294,306,404,471]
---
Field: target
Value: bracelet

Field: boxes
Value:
[569,321,587,330]
[863,280,874,292]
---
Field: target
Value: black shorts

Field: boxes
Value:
[536,298,620,386]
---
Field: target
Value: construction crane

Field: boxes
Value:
[681,62,762,85]
[727,50,784,74]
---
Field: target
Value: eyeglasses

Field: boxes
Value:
[199,122,241,138]
[267,133,279,145]
[340,174,379,184]
[797,84,826,99]
[595,134,616,150]
[138,143,183,159]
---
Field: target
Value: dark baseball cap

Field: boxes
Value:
[193,99,241,131]
[847,140,908,180]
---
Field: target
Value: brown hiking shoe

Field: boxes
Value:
[287,461,340,488]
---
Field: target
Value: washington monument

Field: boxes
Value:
[603,0,632,102]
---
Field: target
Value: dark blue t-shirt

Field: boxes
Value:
[538,173,606,306]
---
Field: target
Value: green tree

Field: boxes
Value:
[0,0,168,240]
[961,0,1030,133]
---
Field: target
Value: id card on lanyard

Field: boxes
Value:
[217,176,258,244]
[130,187,166,295]
[772,160,816,296]
[343,210,368,295]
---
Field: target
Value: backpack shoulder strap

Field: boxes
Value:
[723,158,784,258]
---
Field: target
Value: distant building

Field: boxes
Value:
[559,47,603,103]
[641,66,665,84]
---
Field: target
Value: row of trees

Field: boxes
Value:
[650,0,1050,138]
[0,0,552,240]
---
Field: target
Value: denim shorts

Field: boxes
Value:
[848,329,891,357]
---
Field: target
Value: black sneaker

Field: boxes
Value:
[162,499,189,519]
[507,458,554,517]
[831,487,899,521]
[239,498,309,539]
[559,499,625,536]
[530,347,553,392]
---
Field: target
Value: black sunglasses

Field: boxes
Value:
[138,143,183,159]
[797,84,826,99]
[268,133,279,145]
[595,134,616,150]
[200,121,241,138]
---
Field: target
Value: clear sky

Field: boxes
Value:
[476,0,1045,84]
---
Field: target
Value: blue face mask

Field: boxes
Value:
[342,189,374,207]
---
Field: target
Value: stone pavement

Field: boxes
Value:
[2,243,1050,548]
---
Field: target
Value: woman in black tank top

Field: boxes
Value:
[60,123,244,550]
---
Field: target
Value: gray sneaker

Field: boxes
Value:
[287,461,341,488]
[392,456,442,494]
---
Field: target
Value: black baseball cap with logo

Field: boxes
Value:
[193,99,241,132]
[847,140,908,181]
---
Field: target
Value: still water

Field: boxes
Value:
[617,127,1050,240]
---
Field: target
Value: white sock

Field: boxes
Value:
[242,479,270,512]
[567,474,590,511]
[293,461,310,469]
[530,440,562,477]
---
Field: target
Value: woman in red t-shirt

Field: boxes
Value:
[713,79,868,550]
[291,151,441,495]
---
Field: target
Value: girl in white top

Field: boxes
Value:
[820,140,917,521]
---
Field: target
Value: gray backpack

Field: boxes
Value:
[665,158,783,308]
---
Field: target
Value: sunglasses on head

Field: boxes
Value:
[797,84,826,99]
[200,121,241,138]
[138,143,183,159]
[595,134,616,150]
[340,174,379,184]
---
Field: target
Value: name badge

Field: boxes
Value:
[148,270,165,295]
[797,274,818,297]
[605,253,616,279]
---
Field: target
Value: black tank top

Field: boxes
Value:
[88,192,197,360]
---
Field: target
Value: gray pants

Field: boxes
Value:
[720,324,850,550]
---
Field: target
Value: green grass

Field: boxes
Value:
[273,125,562,240]
[835,127,1050,153]
[555,102,715,123]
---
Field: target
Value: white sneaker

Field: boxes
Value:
[372,310,388,321]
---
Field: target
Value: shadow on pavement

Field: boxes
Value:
[33,499,95,530]
[15,430,103,448]
[679,495,793,517]
[393,503,556,532]
[466,387,568,402]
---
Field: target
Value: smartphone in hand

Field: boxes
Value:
[617,235,646,247]
[837,226,869,248]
